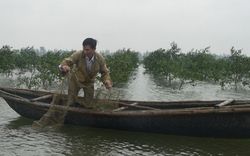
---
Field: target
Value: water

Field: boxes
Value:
[1,66,250,156]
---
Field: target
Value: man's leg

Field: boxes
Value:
[67,74,80,106]
[83,85,94,103]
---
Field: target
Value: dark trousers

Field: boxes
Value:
[67,74,94,106]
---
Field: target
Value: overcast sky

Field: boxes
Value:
[1,0,250,55]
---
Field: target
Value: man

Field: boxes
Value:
[58,38,112,106]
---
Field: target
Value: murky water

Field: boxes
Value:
[1,66,250,156]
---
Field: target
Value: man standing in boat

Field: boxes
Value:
[58,38,112,106]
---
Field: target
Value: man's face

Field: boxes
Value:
[83,45,95,58]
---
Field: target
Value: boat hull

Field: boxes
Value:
[5,98,250,138]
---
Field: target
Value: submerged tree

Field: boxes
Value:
[0,45,17,77]
[219,47,250,89]
[104,48,139,86]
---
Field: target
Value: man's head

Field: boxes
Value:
[82,38,97,59]
[82,38,97,49]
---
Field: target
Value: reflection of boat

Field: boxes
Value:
[1,87,250,138]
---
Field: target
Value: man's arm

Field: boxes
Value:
[99,58,112,89]
[59,65,70,72]
[58,51,80,76]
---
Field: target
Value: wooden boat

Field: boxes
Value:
[1,87,250,138]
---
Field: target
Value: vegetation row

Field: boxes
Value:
[1,43,249,90]
[0,45,139,89]
[143,42,250,90]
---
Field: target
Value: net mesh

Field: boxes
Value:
[32,72,119,131]
[76,87,120,110]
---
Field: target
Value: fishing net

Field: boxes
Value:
[32,72,120,131]
[76,88,120,110]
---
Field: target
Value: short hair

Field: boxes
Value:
[82,38,97,49]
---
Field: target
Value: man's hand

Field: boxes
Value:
[62,65,70,72]
[105,82,112,89]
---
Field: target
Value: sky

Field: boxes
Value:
[1,0,250,55]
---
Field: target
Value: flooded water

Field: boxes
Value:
[1,66,250,156]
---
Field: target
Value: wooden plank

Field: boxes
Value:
[0,89,24,99]
[113,102,138,112]
[1,87,50,97]
[118,102,160,110]
[215,99,235,108]
[31,94,53,102]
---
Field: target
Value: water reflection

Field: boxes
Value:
[119,65,250,101]
[61,126,250,156]
[2,116,250,156]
